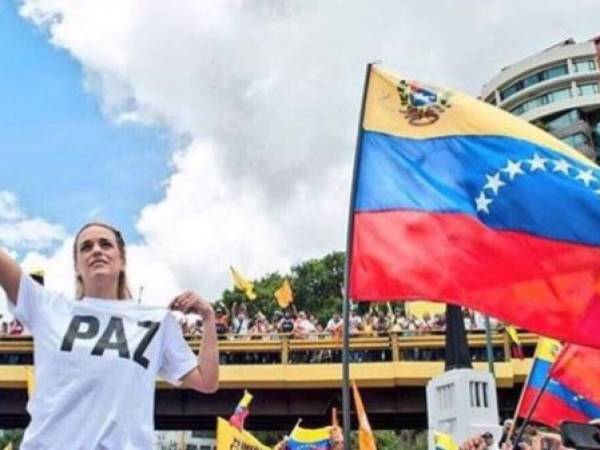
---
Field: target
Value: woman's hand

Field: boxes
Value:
[169,291,214,320]
[460,436,488,450]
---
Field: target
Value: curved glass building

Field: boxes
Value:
[482,37,600,160]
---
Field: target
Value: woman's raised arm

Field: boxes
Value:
[0,248,22,305]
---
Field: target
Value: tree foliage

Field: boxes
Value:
[0,429,24,449]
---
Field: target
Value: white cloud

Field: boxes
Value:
[0,190,66,251]
[15,0,600,299]
[0,197,67,318]
[0,191,25,221]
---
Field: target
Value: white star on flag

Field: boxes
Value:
[484,172,505,195]
[553,159,571,174]
[576,169,596,187]
[502,160,525,180]
[527,154,548,171]
[475,192,493,214]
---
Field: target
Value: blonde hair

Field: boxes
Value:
[73,222,132,300]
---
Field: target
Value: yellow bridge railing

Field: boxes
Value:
[0,330,538,365]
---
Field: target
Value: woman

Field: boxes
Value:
[0,223,219,449]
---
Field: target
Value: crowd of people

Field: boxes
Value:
[1,303,521,365]
[158,303,514,364]
[170,302,503,338]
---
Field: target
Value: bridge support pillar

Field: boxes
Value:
[426,368,502,450]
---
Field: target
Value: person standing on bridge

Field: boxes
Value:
[0,222,219,449]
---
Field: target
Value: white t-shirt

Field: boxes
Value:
[13,274,198,450]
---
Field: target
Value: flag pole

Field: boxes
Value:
[505,353,535,444]
[343,61,375,450]
[484,316,495,376]
[512,369,551,449]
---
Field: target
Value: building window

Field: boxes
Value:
[578,83,600,97]
[500,63,568,100]
[562,132,588,148]
[591,118,600,151]
[545,109,580,132]
[573,59,597,73]
[501,84,521,100]
[469,381,489,408]
[510,87,572,115]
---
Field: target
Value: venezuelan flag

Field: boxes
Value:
[518,338,600,428]
[551,343,600,411]
[349,65,600,348]
[288,424,332,450]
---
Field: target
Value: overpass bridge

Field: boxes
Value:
[0,331,537,430]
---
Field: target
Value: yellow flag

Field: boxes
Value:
[433,431,459,450]
[230,266,257,300]
[506,326,521,345]
[274,279,293,308]
[405,300,445,319]
[352,380,377,450]
[216,417,272,450]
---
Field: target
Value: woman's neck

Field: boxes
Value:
[83,283,119,300]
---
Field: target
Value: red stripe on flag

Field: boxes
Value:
[552,344,600,407]
[349,210,600,347]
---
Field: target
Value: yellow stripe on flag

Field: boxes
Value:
[239,390,253,408]
[289,424,332,443]
[534,337,562,363]
[363,66,591,167]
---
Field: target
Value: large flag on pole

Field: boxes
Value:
[347,65,600,348]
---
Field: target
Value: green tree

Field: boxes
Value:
[218,252,346,325]
[0,429,24,449]
[290,251,345,324]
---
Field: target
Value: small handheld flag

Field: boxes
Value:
[506,326,524,359]
[230,266,257,300]
[229,390,253,430]
[274,279,294,308]
[352,380,377,450]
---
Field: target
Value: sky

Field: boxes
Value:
[1,0,599,316]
